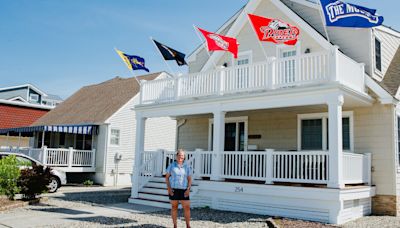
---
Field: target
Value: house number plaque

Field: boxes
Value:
[234,186,243,192]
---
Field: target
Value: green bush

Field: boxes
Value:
[83,179,94,186]
[0,155,21,200]
[17,165,50,200]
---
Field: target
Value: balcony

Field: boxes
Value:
[140,49,365,105]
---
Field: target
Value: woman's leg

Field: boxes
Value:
[171,200,179,228]
[181,200,191,228]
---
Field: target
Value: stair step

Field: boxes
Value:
[146,182,167,189]
[141,187,168,195]
[129,198,171,209]
[150,176,166,183]
[139,193,170,202]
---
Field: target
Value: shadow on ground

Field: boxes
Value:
[52,187,131,205]
[66,216,137,226]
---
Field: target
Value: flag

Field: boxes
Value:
[248,14,300,46]
[152,39,187,66]
[115,49,149,72]
[197,27,239,58]
[320,0,384,28]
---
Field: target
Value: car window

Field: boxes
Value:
[16,156,33,167]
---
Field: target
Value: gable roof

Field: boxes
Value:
[32,72,163,126]
[378,48,400,96]
[0,84,47,96]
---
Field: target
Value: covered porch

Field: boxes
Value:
[0,124,98,172]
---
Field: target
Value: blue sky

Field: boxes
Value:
[0,0,398,99]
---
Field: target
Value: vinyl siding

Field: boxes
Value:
[0,88,28,101]
[373,29,400,79]
[104,95,176,185]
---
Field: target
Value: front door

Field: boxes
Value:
[209,119,247,151]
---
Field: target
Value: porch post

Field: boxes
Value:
[41,131,45,148]
[211,111,225,181]
[131,113,146,198]
[327,94,344,189]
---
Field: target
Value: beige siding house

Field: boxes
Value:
[130,0,400,225]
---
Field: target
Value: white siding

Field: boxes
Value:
[103,95,176,186]
[373,28,400,79]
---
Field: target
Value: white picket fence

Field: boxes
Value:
[140,50,364,104]
[138,150,371,188]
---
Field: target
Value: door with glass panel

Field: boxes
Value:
[280,49,297,84]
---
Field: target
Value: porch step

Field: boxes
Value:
[130,176,198,209]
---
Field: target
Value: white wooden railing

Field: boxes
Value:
[138,151,162,189]
[142,150,370,187]
[272,151,329,184]
[4,146,96,169]
[140,49,365,104]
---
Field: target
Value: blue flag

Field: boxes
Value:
[320,0,384,28]
[115,49,150,72]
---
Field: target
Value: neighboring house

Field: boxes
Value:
[0,84,63,107]
[0,84,63,148]
[129,0,400,225]
[0,72,176,186]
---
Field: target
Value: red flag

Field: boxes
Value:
[197,27,239,58]
[248,14,300,46]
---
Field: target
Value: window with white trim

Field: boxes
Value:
[29,94,39,102]
[110,128,120,146]
[375,38,382,72]
[299,112,353,151]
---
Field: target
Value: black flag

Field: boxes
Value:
[153,39,187,66]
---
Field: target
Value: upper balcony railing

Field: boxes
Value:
[140,48,365,105]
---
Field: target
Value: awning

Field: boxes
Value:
[0,124,98,135]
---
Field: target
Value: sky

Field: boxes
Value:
[0,0,398,99]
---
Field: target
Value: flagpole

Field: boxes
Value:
[318,1,331,43]
[192,24,218,69]
[149,37,179,77]
[114,47,141,86]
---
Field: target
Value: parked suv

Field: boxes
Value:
[0,152,67,193]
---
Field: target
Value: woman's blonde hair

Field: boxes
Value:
[176,149,185,156]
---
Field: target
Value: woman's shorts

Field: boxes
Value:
[169,188,190,201]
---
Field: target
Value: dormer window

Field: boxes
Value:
[29,94,39,102]
[375,38,382,72]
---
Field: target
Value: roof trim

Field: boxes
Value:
[0,99,53,110]
[374,26,400,39]
[8,96,29,103]
[200,0,332,71]
[0,84,47,96]
[365,75,397,104]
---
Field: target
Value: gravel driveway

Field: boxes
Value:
[0,186,398,228]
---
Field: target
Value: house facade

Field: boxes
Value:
[129,0,400,224]
[0,73,176,186]
[0,84,62,148]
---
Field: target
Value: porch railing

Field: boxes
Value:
[141,150,371,187]
[140,49,365,105]
[5,147,96,168]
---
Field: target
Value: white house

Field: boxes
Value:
[129,0,400,224]
[0,72,176,186]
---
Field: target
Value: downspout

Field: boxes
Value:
[176,119,186,150]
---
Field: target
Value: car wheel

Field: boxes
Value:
[48,176,60,193]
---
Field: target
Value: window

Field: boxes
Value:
[281,49,297,84]
[29,94,39,102]
[375,38,382,72]
[397,116,400,167]
[299,112,353,151]
[110,129,120,146]
[209,117,248,151]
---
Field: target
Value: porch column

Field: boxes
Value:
[211,111,225,181]
[327,95,344,189]
[131,113,146,198]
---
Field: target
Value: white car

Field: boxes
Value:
[0,152,67,193]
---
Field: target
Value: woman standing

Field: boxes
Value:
[165,149,192,228]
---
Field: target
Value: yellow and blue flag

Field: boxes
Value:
[115,49,150,72]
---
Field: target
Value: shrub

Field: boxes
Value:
[17,165,50,200]
[0,155,21,200]
[83,179,94,186]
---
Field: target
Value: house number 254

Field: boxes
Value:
[234,187,243,192]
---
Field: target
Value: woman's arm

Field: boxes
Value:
[184,175,192,197]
